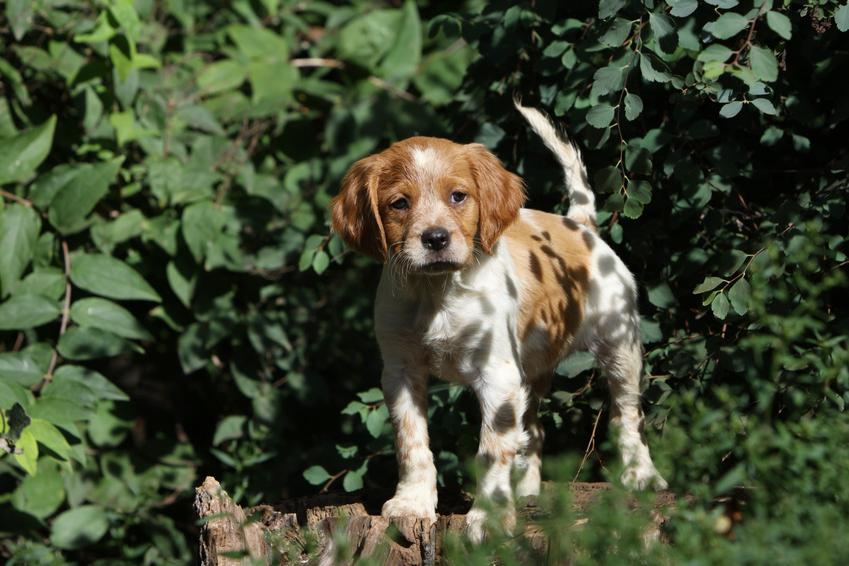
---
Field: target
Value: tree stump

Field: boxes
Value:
[194,476,676,565]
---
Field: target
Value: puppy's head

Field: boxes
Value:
[331,137,525,274]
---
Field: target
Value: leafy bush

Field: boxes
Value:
[1,0,847,563]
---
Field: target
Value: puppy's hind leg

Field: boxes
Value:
[596,324,667,490]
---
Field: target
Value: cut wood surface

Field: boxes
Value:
[194,476,677,565]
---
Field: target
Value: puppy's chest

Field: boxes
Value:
[415,291,511,380]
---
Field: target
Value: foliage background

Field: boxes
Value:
[0,0,847,562]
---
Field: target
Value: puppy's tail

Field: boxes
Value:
[514,101,596,228]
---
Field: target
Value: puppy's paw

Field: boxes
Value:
[463,508,488,544]
[463,505,516,544]
[621,463,668,491]
[381,489,437,522]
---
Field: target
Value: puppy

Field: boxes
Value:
[331,103,666,541]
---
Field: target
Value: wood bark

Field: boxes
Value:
[194,477,676,565]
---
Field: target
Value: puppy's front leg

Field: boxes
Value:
[380,365,438,522]
[466,363,528,543]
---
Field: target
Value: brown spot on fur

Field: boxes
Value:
[505,210,592,374]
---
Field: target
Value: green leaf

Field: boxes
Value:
[766,11,792,39]
[600,17,632,47]
[586,104,615,128]
[28,418,72,460]
[598,0,626,19]
[591,65,626,98]
[50,505,109,550]
[227,25,289,61]
[711,292,730,319]
[752,98,777,115]
[312,250,330,274]
[649,12,675,38]
[44,365,129,404]
[719,101,743,118]
[728,277,751,315]
[213,415,246,445]
[647,282,675,309]
[697,44,734,63]
[303,465,331,485]
[198,60,247,94]
[760,126,784,146]
[0,115,56,185]
[379,0,422,79]
[338,9,400,71]
[622,197,644,219]
[835,3,849,32]
[556,351,596,378]
[57,326,140,360]
[0,203,41,297]
[343,469,364,492]
[69,297,151,341]
[248,60,298,105]
[639,53,671,82]
[624,93,643,121]
[166,260,196,308]
[91,209,145,253]
[71,253,161,302]
[749,46,778,83]
[666,0,698,17]
[0,352,42,386]
[29,396,90,434]
[0,380,28,410]
[629,180,652,204]
[13,268,65,300]
[87,400,130,447]
[46,158,123,234]
[0,294,61,330]
[705,13,749,39]
[366,405,389,438]
[11,460,65,519]
[693,276,725,294]
[14,427,38,475]
[6,0,34,41]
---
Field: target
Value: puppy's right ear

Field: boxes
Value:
[331,155,387,262]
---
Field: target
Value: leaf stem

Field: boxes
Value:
[40,241,73,389]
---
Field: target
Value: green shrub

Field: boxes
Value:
[1,0,847,562]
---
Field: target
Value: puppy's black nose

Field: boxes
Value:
[421,227,450,251]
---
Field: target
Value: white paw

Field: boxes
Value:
[621,464,668,490]
[381,489,437,522]
[463,504,516,544]
[463,508,488,544]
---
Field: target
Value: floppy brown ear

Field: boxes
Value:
[466,143,526,253]
[330,155,387,261]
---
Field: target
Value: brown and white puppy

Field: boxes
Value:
[331,103,666,541]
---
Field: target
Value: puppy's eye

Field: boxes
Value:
[390,197,409,210]
[450,191,467,204]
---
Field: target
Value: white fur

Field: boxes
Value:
[514,102,596,226]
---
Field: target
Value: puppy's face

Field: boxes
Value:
[331,137,525,274]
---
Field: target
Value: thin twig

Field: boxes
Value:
[41,241,72,388]
[573,406,604,483]
[291,57,345,69]
[0,189,33,207]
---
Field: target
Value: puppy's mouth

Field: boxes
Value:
[419,260,463,274]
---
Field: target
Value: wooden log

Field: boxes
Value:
[194,478,676,565]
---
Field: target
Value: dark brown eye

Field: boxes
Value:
[450,191,467,204]
[390,197,409,210]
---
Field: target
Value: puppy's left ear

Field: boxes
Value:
[466,143,526,253]
[331,154,388,261]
